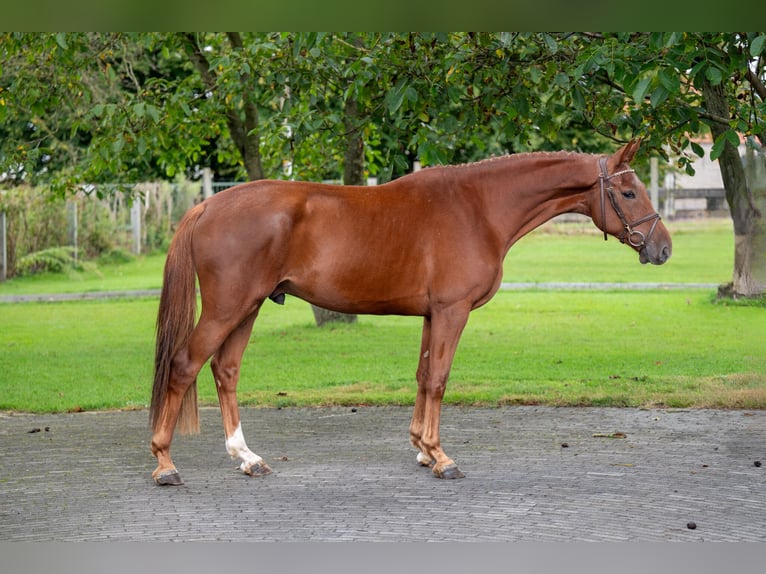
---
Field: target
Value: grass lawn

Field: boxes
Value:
[1,217,762,413]
[503,217,733,284]
[0,289,763,413]
[0,252,167,296]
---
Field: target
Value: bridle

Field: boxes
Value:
[598,156,661,248]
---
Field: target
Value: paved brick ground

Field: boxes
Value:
[1,406,764,541]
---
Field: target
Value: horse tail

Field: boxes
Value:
[150,202,206,435]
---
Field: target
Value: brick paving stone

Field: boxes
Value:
[0,406,764,541]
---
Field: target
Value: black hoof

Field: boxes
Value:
[155,469,184,486]
[434,464,465,479]
[244,461,273,477]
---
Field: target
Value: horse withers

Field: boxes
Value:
[149,139,671,485]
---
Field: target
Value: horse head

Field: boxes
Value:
[592,139,672,265]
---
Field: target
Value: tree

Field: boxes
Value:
[178,33,265,181]
[3,32,764,298]
[554,32,765,297]
[1,33,293,190]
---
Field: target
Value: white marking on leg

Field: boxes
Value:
[416,451,435,467]
[225,423,263,471]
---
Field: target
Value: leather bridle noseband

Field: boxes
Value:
[598,156,661,248]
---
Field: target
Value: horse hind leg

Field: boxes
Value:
[211,309,272,478]
[151,363,194,485]
[151,312,251,485]
[151,343,209,485]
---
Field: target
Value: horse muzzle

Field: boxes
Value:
[639,240,672,265]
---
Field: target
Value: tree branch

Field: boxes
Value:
[178,33,217,91]
[177,33,262,178]
[698,110,732,127]
[224,32,264,180]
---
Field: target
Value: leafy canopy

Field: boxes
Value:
[1,32,764,196]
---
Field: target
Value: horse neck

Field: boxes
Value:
[471,153,598,250]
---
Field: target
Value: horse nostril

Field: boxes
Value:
[661,245,671,263]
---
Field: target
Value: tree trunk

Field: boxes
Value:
[181,32,265,181]
[226,106,264,181]
[225,33,265,181]
[309,97,365,326]
[735,146,766,296]
[343,98,366,187]
[702,79,765,297]
[310,305,358,327]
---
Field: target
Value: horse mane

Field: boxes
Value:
[422,150,593,172]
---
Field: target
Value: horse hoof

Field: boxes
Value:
[434,464,465,479]
[154,469,184,486]
[243,461,273,477]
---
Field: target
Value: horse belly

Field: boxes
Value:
[281,227,431,315]
[285,257,430,315]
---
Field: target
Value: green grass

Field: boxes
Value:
[503,217,733,284]
[0,290,763,413]
[1,217,761,413]
[0,252,166,296]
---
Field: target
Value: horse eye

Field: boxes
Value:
[622,190,636,199]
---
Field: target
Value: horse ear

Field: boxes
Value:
[614,138,642,165]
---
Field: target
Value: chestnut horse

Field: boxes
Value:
[149,140,671,485]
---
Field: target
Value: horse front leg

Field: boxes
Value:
[211,312,272,478]
[412,307,470,479]
[409,316,435,468]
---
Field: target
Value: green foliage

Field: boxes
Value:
[0,183,180,278]
[140,180,198,253]
[16,246,81,276]
[0,186,69,275]
[77,198,115,257]
[97,248,134,266]
[4,32,763,194]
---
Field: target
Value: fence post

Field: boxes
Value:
[131,200,142,255]
[66,200,78,264]
[202,168,213,200]
[1,210,6,282]
[663,173,675,219]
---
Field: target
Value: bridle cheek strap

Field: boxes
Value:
[600,158,608,241]
[598,157,661,248]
